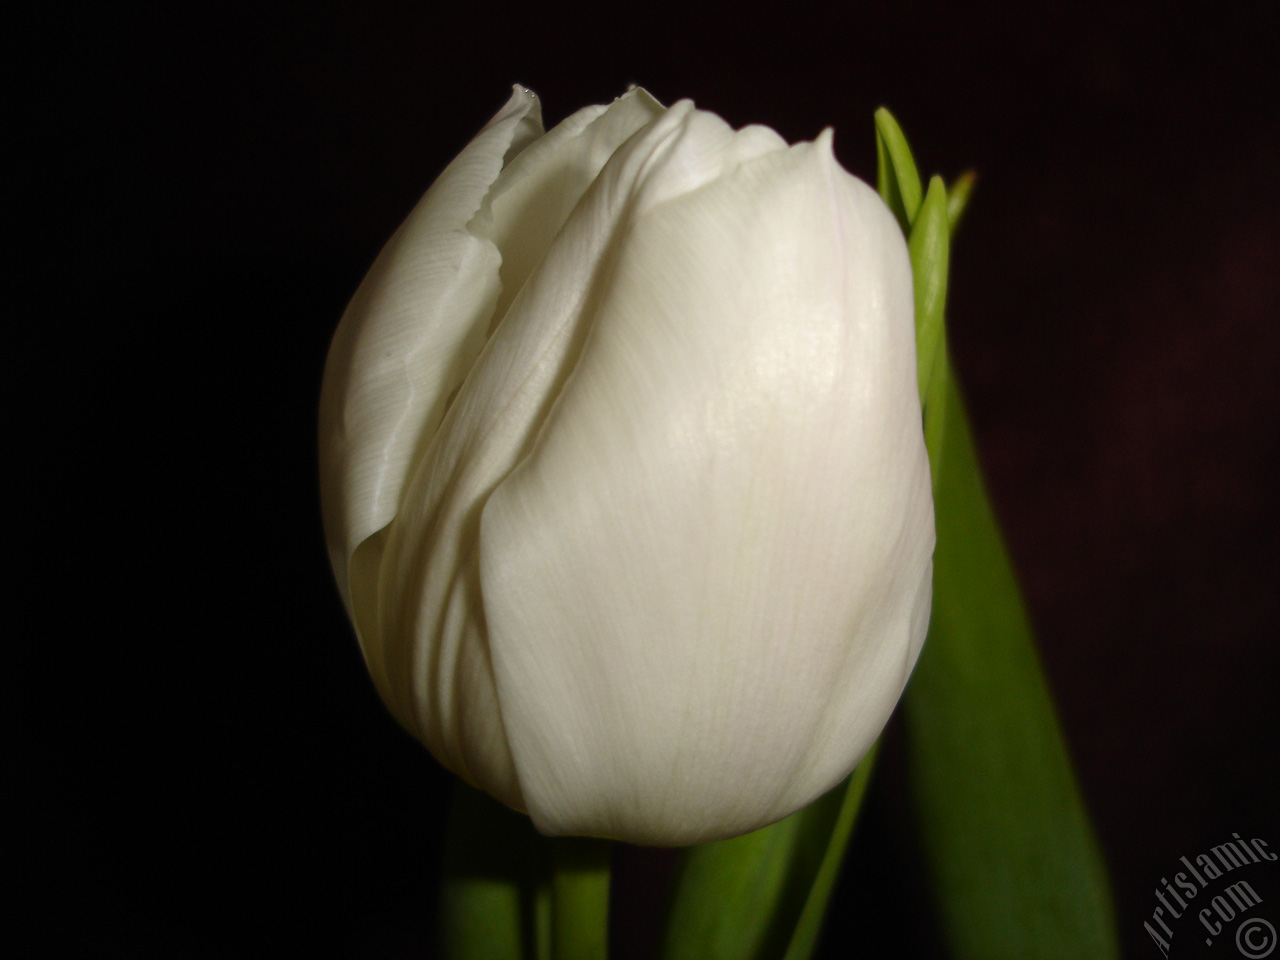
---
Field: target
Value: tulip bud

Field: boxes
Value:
[319,85,934,845]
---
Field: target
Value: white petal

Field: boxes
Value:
[478,132,934,844]
[368,90,677,808]
[474,87,666,331]
[319,85,541,630]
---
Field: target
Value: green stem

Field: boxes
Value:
[551,837,611,960]
[782,742,881,960]
[438,781,542,960]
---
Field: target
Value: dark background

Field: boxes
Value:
[50,1,1277,957]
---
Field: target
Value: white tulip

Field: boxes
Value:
[319,85,934,845]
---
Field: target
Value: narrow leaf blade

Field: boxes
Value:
[909,175,950,402]
[874,108,924,230]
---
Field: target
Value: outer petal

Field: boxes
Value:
[479,131,934,844]
[371,91,675,808]
[319,85,542,627]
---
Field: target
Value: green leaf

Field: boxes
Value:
[874,108,924,232]
[922,333,950,488]
[659,750,878,960]
[909,175,950,403]
[878,104,1118,959]
[904,365,1120,960]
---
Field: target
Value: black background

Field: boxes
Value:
[45,1,1277,957]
